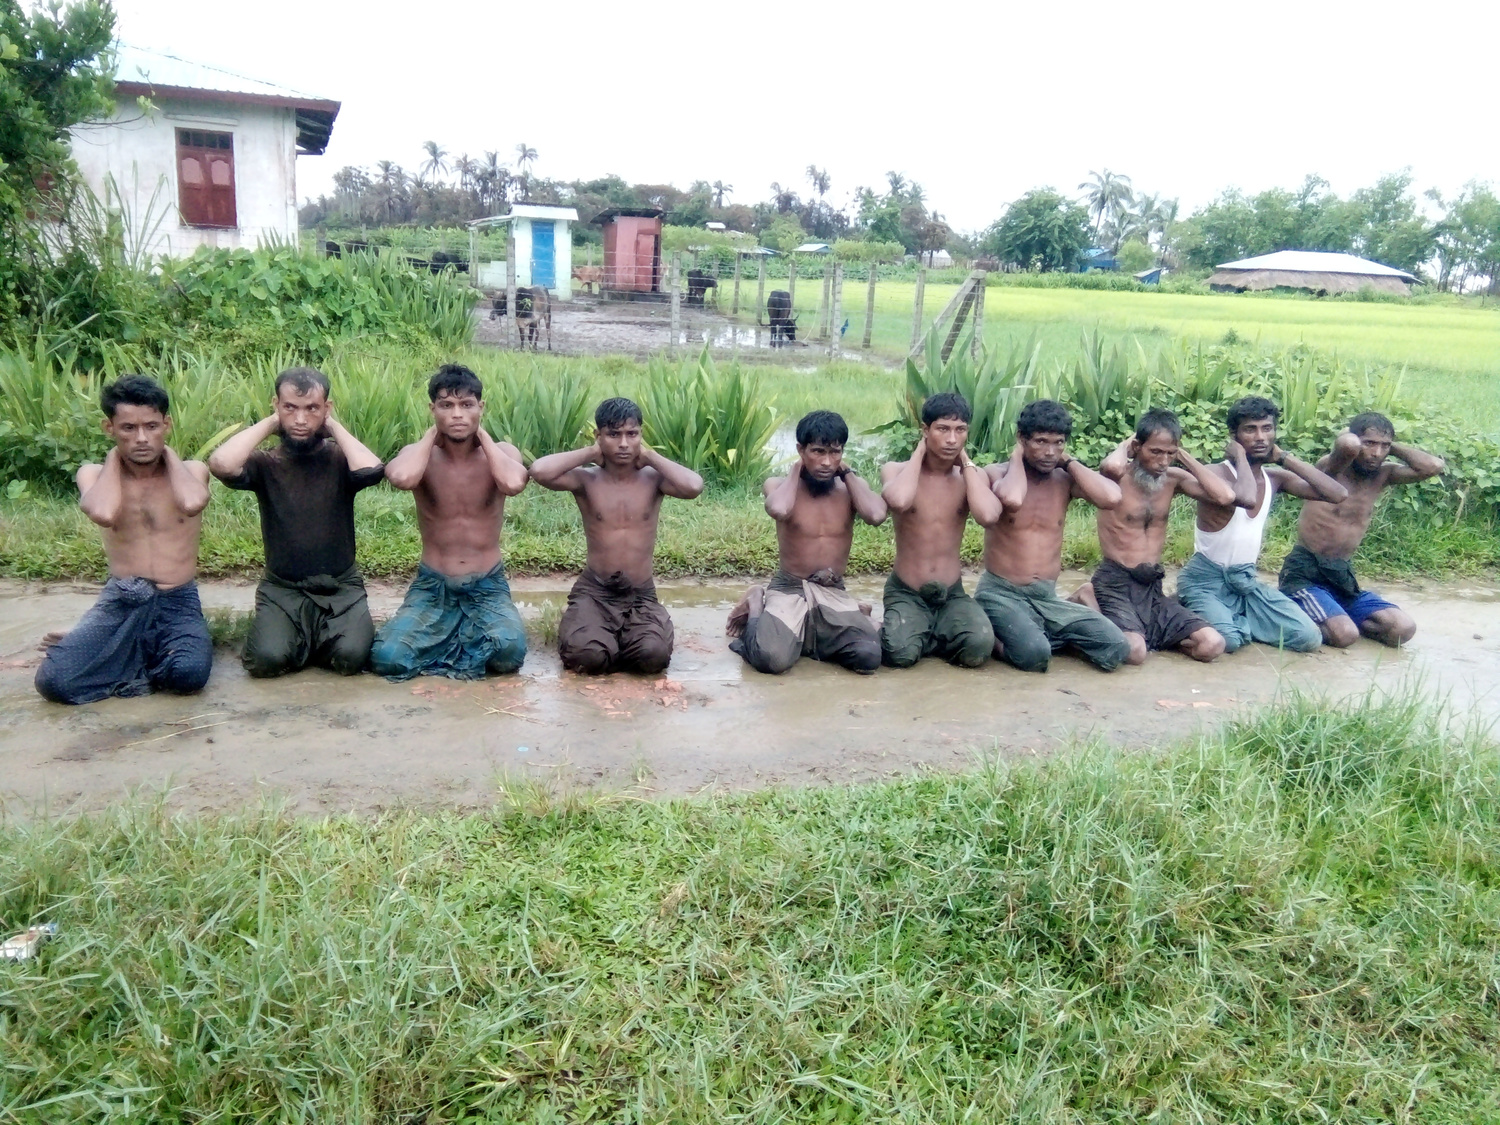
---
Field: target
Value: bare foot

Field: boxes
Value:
[38,631,65,652]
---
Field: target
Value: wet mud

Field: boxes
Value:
[2,573,1496,816]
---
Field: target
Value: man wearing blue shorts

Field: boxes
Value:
[1279,412,1446,648]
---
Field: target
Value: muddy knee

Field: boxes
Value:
[1000,633,1050,673]
[486,633,528,675]
[1125,633,1148,665]
[33,656,79,704]
[1322,615,1360,648]
[159,648,212,694]
[562,638,614,675]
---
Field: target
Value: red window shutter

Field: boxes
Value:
[176,130,237,228]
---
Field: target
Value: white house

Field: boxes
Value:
[470,205,579,299]
[68,44,339,258]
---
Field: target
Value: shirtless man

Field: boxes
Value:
[530,397,704,674]
[878,392,1002,668]
[208,367,385,677]
[1279,412,1444,647]
[35,375,214,704]
[974,399,1130,673]
[1075,409,1233,664]
[369,364,530,680]
[730,410,888,674]
[1174,395,1347,653]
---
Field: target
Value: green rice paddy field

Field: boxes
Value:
[769,283,1500,434]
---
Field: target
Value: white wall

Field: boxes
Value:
[69,95,299,259]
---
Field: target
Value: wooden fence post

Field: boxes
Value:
[910,267,926,353]
[731,253,742,315]
[829,265,843,358]
[669,251,681,353]
[756,257,766,325]
[787,258,797,312]
[505,223,518,349]
[818,260,832,339]
[971,270,986,360]
[862,260,878,349]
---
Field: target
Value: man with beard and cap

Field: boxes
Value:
[530,397,704,675]
[1279,412,1444,648]
[35,375,214,704]
[974,399,1132,673]
[729,410,888,674]
[369,364,531,680]
[1174,395,1346,653]
[1069,408,1233,664]
[208,366,384,677]
[878,392,1003,668]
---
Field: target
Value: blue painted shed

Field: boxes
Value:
[469,204,579,298]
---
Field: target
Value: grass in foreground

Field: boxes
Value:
[2,485,1495,584]
[1,692,1498,1121]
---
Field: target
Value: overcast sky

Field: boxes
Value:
[110,0,1499,232]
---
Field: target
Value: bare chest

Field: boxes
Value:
[118,480,190,535]
[786,493,854,538]
[419,459,499,517]
[581,478,661,527]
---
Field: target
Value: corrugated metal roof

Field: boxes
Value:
[113,43,335,106]
[793,242,832,253]
[1214,250,1415,280]
[110,43,339,153]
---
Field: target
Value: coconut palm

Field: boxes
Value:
[514,144,538,176]
[454,153,475,193]
[769,181,798,213]
[711,180,732,208]
[1079,169,1133,239]
[420,141,449,184]
[806,165,830,198]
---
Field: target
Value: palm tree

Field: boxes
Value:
[806,165,830,198]
[769,181,798,213]
[454,154,475,193]
[514,143,538,176]
[884,170,907,198]
[711,180,732,208]
[421,141,449,184]
[1078,169,1133,240]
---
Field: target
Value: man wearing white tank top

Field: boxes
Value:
[1174,396,1347,654]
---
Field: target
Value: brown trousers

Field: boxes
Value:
[558,569,674,675]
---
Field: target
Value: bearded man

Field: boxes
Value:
[208,367,384,677]
[1073,409,1234,663]
[731,410,888,674]
[1279,412,1444,647]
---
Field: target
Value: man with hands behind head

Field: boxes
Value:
[878,392,1002,668]
[1075,409,1232,664]
[1279,412,1444,648]
[975,399,1131,673]
[530,397,704,675]
[36,375,214,705]
[369,364,530,680]
[208,366,384,678]
[1174,395,1346,654]
[731,409,888,675]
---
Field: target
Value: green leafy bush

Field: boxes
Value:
[641,350,778,488]
[484,363,593,464]
[884,332,1500,521]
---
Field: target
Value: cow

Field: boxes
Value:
[489,294,508,319]
[514,285,552,351]
[684,268,718,307]
[765,289,796,346]
[571,265,603,295]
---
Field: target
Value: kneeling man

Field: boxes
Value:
[879,393,1001,668]
[732,410,887,674]
[208,367,384,677]
[975,400,1131,672]
[36,375,214,704]
[1279,412,1444,647]
[370,365,530,680]
[531,398,704,674]
[1082,409,1232,663]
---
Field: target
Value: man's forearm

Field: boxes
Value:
[530,444,598,487]
[1282,452,1347,501]
[642,448,704,497]
[480,432,529,495]
[327,420,382,471]
[164,448,210,515]
[1068,460,1121,509]
[845,472,887,524]
[1392,442,1445,477]
[765,467,801,520]
[208,416,277,478]
[384,430,435,490]
[79,452,123,526]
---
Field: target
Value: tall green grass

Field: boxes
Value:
[1,692,1497,1120]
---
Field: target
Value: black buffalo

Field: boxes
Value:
[765,289,796,346]
[684,268,717,306]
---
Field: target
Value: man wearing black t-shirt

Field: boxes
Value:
[208,367,384,677]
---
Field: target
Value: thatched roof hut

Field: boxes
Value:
[1206,251,1417,296]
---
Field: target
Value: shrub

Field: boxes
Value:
[640,350,778,488]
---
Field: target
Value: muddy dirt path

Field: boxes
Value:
[2,574,1496,816]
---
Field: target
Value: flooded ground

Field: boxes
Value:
[1,573,1496,816]
[471,297,881,362]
